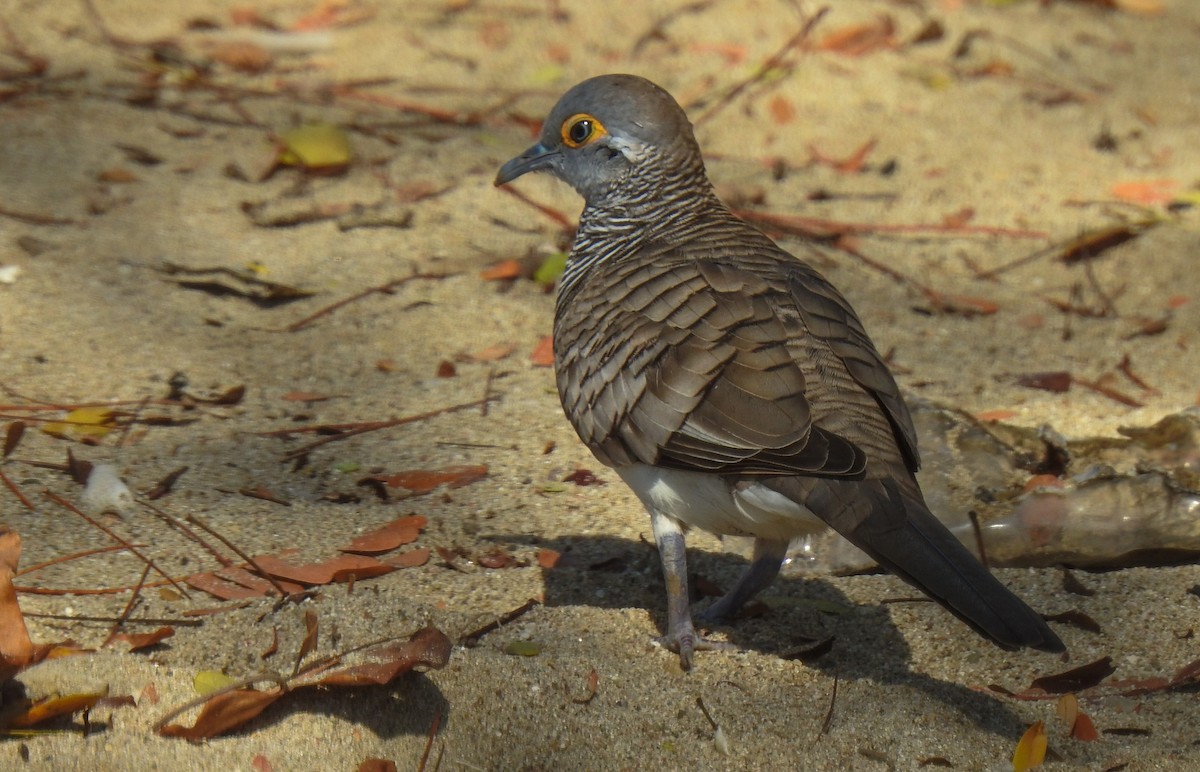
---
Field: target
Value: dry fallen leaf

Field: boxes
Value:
[530,335,555,367]
[106,626,176,652]
[1012,720,1047,772]
[340,515,427,555]
[383,465,488,494]
[1,527,34,680]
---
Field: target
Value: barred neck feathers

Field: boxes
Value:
[560,149,720,303]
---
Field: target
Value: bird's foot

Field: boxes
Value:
[654,622,735,671]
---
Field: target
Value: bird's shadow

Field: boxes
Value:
[531,533,1041,738]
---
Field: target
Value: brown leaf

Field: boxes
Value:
[7,691,106,728]
[384,465,487,494]
[815,15,896,56]
[0,527,34,672]
[1031,656,1116,694]
[536,549,562,569]
[1017,371,1073,393]
[926,291,1000,316]
[239,485,291,506]
[295,611,319,674]
[4,421,25,458]
[1071,712,1100,742]
[145,466,188,500]
[768,95,795,125]
[357,761,396,772]
[108,626,175,652]
[382,548,431,568]
[184,572,268,601]
[158,688,283,740]
[302,626,451,687]
[1043,609,1102,634]
[530,335,555,367]
[481,259,522,281]
[281,391,333,402]
[466,343,517,362]
[251,753,275,772]
[436,360,457,378]
[252,554,394,586]
[477,549,515,569]
[563,469,606,486]
[340,515,426,555]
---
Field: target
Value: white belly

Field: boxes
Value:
[616,464,827,541]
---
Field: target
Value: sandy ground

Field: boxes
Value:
[2,0,1200,769]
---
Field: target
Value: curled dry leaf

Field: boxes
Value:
[159,627,451,740]
[1,527,34,679]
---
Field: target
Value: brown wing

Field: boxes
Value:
[555,243,911,477]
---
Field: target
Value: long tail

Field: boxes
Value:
[768,474,1065,652]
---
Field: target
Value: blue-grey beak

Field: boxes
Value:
[494,142,559,186]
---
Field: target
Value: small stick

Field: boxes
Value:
[279,397,498,459]
[819,674,839,736]
[968,510,989,570]
[42,490,191,599]
[284,271,457,332]
[0,468,36,510]
[417,709,442,772]
[497,185,575,230]
[458,598,541,647]
[103,564,152,646]
[183,513,291,599]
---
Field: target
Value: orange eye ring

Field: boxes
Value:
[561,113,608,148]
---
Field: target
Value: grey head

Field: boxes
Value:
[494,74,705,204]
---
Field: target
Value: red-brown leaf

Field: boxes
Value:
[301,626,451,687]
[382,548,431,568]
[108,626,175,652]
[530,335,555,367]
[385,466,487,494]
[340,515,426,555]
[158,688,283,740]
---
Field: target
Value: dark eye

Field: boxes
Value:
[568,119,593,144]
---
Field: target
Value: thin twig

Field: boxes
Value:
[138,499,235,569]
[417,709,442,772]
[497,185,575,231]
[0,468,36,510]
[183,513,291,598]
[968,510,989,570]
[103,564,152,646]
[458,598,541,647]
[41,490,191,599]
[693,7,828,126]
[278,397,499,460]
[15,544,141,576]
[284,271,457,332]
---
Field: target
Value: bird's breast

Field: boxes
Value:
[615,463,827,541]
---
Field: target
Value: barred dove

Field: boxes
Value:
[496,74,1064,669]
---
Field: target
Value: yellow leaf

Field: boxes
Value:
[8,690,107,727]
[278,124,352,170]
[1013,720,1047,772]
[1055,693,1078,727]
[194,670,237,695]
[41,407,116,441]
